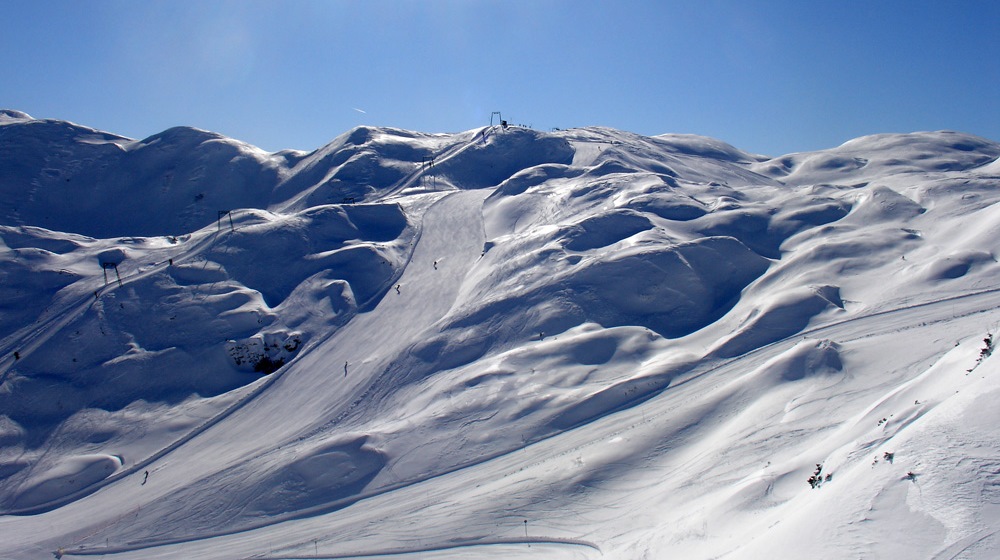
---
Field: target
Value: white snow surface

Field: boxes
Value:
[2,112,1000,559]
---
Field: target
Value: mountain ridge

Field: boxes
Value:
[2,111,1000,559]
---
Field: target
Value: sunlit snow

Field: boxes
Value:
[2,109,1000,559]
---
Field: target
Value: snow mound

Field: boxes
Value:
[713,286,844,358]
[756,338,844,383]
[922,250,997,281]
[562,209,654,251]
[9,453,122,512]
[0,109,31,121]
[432,127,575,189]
[753,131,1000,182]
[0,225,91,254]
[249,436,386,516]
[652,133,764,162]
[202,203,410,308]
[106,436,386,542]
[568,236,770,337]
[976,154,1000,174]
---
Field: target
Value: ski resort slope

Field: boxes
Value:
[2,110,1000,559]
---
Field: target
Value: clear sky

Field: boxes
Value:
[4,0,998,156]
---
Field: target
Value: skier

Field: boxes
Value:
[344,361,348,377]
[142,470,149,485]
[395,284,401,294]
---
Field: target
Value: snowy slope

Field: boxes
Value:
[2,109,1000,559]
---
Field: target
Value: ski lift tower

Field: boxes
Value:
[421,156,436,187]
[217,210,234,232]
[102,262,123,287]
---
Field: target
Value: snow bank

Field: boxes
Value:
[9,453,122,511]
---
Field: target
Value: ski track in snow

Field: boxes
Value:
[62,538,601,559]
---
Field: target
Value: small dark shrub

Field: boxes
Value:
[808,464,824,488]
[980,334,994,360]
[969,332,994,372]
[253,355,285,374]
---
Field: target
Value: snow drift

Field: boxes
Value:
[2,110,1000,559]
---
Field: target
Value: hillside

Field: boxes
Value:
[2,110,1000,559]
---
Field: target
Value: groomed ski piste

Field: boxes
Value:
[2,108,1000,559]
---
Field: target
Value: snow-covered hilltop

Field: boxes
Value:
[2,110,1000,559]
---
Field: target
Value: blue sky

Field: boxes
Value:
[4,0,998,156]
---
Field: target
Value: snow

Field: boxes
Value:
[1,113,1000,559]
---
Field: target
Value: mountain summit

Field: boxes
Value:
[2,112,1000,559]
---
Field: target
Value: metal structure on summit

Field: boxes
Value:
[490,111,509,129]
[483,111,508,144]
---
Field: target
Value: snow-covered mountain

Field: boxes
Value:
[2,109,1000,559]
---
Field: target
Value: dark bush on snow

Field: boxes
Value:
[253,356,285,374]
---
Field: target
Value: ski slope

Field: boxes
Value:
[2,110,1000,559]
